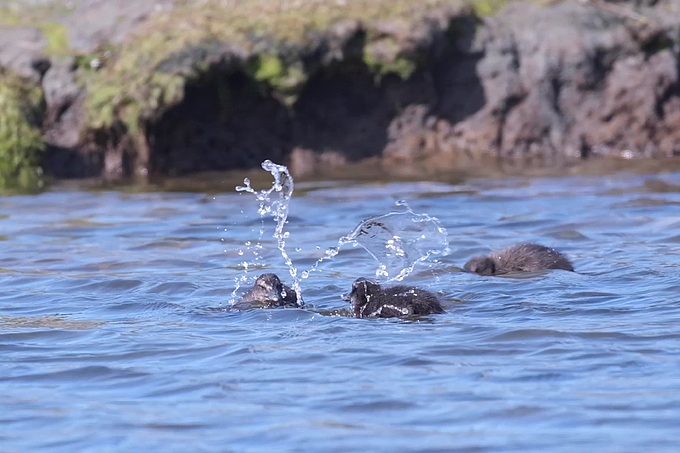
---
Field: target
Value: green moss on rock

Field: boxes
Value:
[363,38,419,82]
[246,54,307,105]
[75,0,476,164]
[80,1,467,121]
[39,21,70,55]
[0,72,45,193]
[470,0,513,16]
[250,54,285,83]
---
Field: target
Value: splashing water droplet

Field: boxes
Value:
[234,160,301,297]
[235,178,252,192]
[302,201,449,282]
[344,203,449,281]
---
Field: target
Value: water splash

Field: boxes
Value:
[236,160,293,235]
[303,201,449,282]
[234,160,300,297]
[232,161,448,298]
[346,201,449,281]
[301,245,344,279]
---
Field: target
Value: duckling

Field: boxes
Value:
[343,278,444,318]
[464,243,574,276]
[235,273,300,308]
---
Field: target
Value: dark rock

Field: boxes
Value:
[42,57,82,148]
[0,27,48,83]
[3,0,680,182]
[149,71,291,176]
[61,0,177,53]
[446,1,680,162]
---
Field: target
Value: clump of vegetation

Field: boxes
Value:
[80,0,472,141]
[363,33,420,83]
[0,72,45,193]
[470,0,513,16]
[39,21,70,55]
[245,54,306,105]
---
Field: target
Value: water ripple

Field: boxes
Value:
[0,173,679,451]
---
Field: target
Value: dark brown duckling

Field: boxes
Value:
[235,273,301,308]
[464,243,574,276]
[342,278,444,319]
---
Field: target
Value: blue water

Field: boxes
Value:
[1,170,680,451]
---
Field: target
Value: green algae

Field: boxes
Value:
[80,0,470,135]
[470,0,513,16]
[0,72,45,194]
[362,37,419,83]
[246,54,306,105]
[39,21,70,55]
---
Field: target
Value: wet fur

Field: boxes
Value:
[237,273,300,308]
[344,278,444,318]
[464,243,574,276]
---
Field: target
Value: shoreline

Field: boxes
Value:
[1,0,680,192]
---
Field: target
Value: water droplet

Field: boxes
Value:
[295,247,302,252]
[235,160,300,298]
[245,241,251,246]
[338,206,449,281]
[237,250,244,256]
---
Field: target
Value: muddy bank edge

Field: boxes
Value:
[1,0,679,190]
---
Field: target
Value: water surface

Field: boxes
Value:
[1,170,680,451]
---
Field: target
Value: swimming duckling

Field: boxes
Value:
[235,273,300,308]
[343,278,444,318]
[464,243,574,276]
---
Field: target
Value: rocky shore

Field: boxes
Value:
[1,0,679,191]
